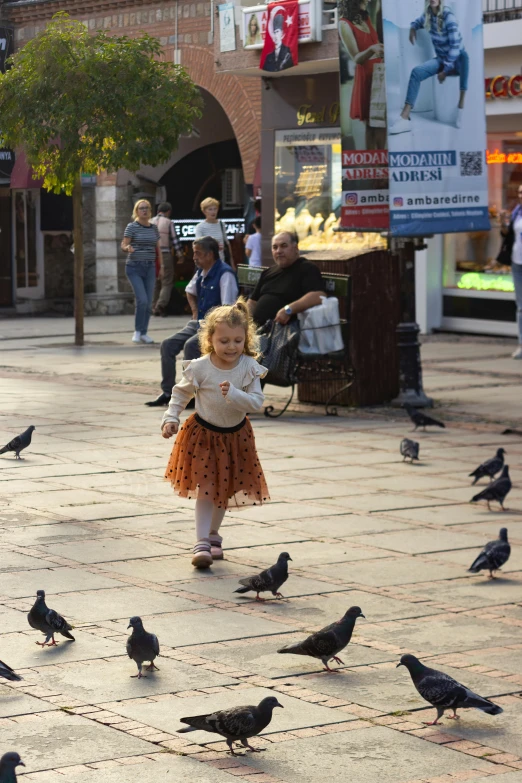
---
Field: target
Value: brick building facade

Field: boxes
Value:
[0,0,262,313]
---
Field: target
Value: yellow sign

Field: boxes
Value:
[297,102,340,126]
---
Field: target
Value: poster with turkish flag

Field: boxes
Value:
[260,1,298,73]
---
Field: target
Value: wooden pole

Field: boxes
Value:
[72,175,84,347]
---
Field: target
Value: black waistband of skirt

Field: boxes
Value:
[195,414,246,434]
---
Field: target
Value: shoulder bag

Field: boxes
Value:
[220,220,232,266]
[257,319,300,388]
[497,222,514,267]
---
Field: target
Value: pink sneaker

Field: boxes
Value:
[192,540,213,569]
[210,533,223,560]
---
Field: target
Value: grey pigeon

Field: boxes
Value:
[397,654,503,725]
[471,465,511,511]
[404,404,445,431]
[0,660,22,682]
[400,438,419,463]
[27,590,75,646]
[469,448,505,485]
[0,753,24,783]
[278,606,365,672]
[468,527,510,579]
[0,426,35,459]
[127,616,160,678]
[177,696,283,755]
[234,552,292,601]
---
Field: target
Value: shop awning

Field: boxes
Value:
[10,150,44,189]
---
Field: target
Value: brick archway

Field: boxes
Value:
[167,45,261,184]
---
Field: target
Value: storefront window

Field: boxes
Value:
[443,136,522,294]
[274,128,386,255]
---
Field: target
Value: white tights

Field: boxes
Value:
[195,498,226,541]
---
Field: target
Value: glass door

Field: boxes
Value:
[13,189,43,298]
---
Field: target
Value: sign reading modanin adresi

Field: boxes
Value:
[382,0,490,236]
[338,0,389,231]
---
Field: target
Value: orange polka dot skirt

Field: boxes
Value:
[165,413,270,509]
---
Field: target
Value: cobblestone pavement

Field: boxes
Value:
[1,316,522,782]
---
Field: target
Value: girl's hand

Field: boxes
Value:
[438,71,447,83]
[220,381,231,397]
[162,422,179,438]
[409,27,417,45]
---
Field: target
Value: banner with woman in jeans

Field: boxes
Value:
[383,0,490,236]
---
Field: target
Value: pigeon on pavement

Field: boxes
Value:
[27,590,75,646]
[400,438,420,463]
[471,465,511,511]
[234,552,292,601]
[127,616,160,678]
[468,527,510,578]
[278,606,365,672]
[397,654,503,725]
[404,404,445,432]
[177,696,283,755]
[469,448,505,485]
[0,753,25,783]
[0,660,22,682]
[0,426,35,459]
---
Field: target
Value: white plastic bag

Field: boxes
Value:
[298,296,344,355]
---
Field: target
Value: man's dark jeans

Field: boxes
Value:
[160,319,200,396]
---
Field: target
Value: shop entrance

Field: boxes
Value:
[13,189,44,298]
[0,189,13,306]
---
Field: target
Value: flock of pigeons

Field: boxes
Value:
[0,409,517,772]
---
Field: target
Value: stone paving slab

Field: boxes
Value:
[0,690,56,717]
[167,522,308,550]
[227,502,346,524]
[180,632,392,678]
[36,537,184,564]
[0,709,156,772]
[0,605,35,632]
[308,556,465,586]
[51,586,201,623]
[362,612,522,654]
[346,527,485,556]
[0,566,127,598]
[99,555,256,583]
[98,608,299,648]
[23,656,240,704]
[1,631,125,668]
[0,522,109,546]
[407,574,522,608]
[236,725,495,783]
[174,574,349,602]
[103,685,359,739]
[1,551,63,573]
[19,754,239,783]
[227,541,397,567]
[270,513,413,538]
[437,699,522,757]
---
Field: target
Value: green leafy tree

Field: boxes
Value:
[0,12,201,344]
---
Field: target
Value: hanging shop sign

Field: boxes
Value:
[0,27,14,73]
[243,0,320,50]
[172,218,245,242]
[485,75,522,100]
[219,3,236,53]
[382,0,490,236]
[338,0,389,230]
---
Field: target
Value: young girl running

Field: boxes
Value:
[162,299,269,568]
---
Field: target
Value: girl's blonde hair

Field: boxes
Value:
[198,297,260,358]
[425,1,446,32]
[132,199,152,220]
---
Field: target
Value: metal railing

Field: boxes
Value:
[483,0,522,22]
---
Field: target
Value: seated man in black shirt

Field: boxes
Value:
[248,232,326,325]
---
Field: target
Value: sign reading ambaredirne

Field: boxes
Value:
[0,27,15,180]
[382,0,490,236]
[338,0,389,231]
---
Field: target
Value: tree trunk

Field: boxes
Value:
[72,175,84,346]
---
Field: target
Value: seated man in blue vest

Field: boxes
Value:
[145,236,238,407]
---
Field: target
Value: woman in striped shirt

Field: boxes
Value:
[389,0,469,135]
[122,199,161,344]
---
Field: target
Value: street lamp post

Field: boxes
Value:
[391,237,433,408]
